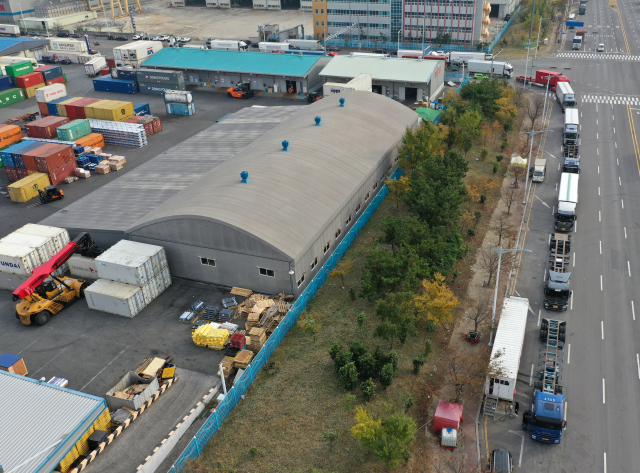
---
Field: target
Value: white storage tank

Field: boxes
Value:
[85,279,146,317]
[163,90,193,104]
[13,224,70,252]
[68,254,98,280]
[95,250,154,286]
[108,240,168,274]
[0,233,57,262]
[0,242,44,276]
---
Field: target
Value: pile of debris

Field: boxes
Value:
[236,292,292,334]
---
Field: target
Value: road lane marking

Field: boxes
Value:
[637,354,640,379]
[600,241,602,254]
[519,434,524,467]
[625,227,627,238]
[598,165,600,173]
[571,293,573,310]
[575,222,577,233]
[619,176,622,185]
[598,186,601,195]
[615,142,618,148]
[535,195,549,208]
[602,321,604,339]
[573,252,576,267]
[556,182,558,191]
[629,261,632,277]
[597,119,599,125]
[538,309,541,326]
[622,199,625,209]
[617,158,619,165]
[626,104,640,177]
[548,234,551,245]
[603,379,606,403]
[552,205,555,216]
[613,115,615,120]
[567,344,571,364]
[597,148,600,155]
[597,132,599,139]
[599,211,601,221]
[601,275,603,290]
[605,452,607,473]
[633,301,636,321]
[530,364,534,386]
[614,127,616,133]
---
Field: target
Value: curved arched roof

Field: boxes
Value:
[127,92,418,261]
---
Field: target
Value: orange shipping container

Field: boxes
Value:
[0,124,23,148]
[84,100,112,119]
[56,97,83,117]
[74,133,105,149]
[38,101,49,117]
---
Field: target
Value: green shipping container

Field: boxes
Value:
[0,88,25,108]
[56,119,92,141]
[5,61,34,78]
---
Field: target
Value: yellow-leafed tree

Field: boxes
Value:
[413,273,458,324]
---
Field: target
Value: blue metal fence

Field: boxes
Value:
[456,74,469,93]
[487,6,521,52]
[168,169,402,473]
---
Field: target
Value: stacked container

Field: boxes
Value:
[74,132,105,149]
[46,96,71,116]
[0,75,13,92]
[138,82,185,96]
[1,141,33,168]
[85,279,146,318]
[56,120,91,141]
[113,41,163,67]
[0,88,25,108]
[57,97,83,117]
[25,116,70,139]
[133,103,150,116]
[14,223,71,252]
[67,98,99,119]
[0,233,57,261]
[35,83,68,117]
[5,61,34,79]
[93,76,139,94]
[164,90,195,116]
[13,71,45,98]
[112,67,137,81]
[136,69,185,97]
[124,115,161,136]
[35,65,65,85]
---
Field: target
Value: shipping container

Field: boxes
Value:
[0,88,25,107]
[14,223,70,252]
[124,116,154,136]
[0,233,57,262]
[0,241,44,275]
[113,41,163,61]
[140,266,172,304]
[85,56,107,77]
[47,97,71,116]
[48,52,80,64]
[95,100,135,121]
[105,371,159,410]
[85,279,146,317]
[107,57,116,69]
[25,116,70,139]
[7,172,50,203]
[0,271,27,291]
[163,90,193,104]
[35,83,67,103]
[93,76,139,94]
[57,97,83,117]
[68,97,99,119]
[50,39,88,53]
[35,65,64,81]
[1,141,32,168]
[74,132,105,149]
[14,72,44,89]
[45,76,66,87]
[24,143,75,173]
[138,82,185,95]
[23,83,45,99]
[48,160,76,185]
[37,102,49,117]
[0,124,23,149]
[57,119,91,141]
[84,99,112,119]
[113,67,137,81]
[5,61,34,78]
[133,102,150,116]
[95,249,154,286]
[108,240,168,274]
[12,142,46,168]
[0,75,13,92]
[165,102,195,116]
[68,254,98,279]
[4,165,18,181]
[136,69,185,86]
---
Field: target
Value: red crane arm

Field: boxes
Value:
[12,232,99,301]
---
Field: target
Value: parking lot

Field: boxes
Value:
[0,57,300,471]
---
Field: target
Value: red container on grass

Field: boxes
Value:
[25,116,70,139]
[45,76,66,86]
[14,72,44,89]
[48,160,76,185]
[37,102,49,117]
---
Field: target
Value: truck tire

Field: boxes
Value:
[542,320,548,330]
[34,310,52,326]
[555,385,563,395]
[540,328,548,340]
[559,325,566,334]
[538,371,543,380]
[534,381,542,390]
[79,281,88,298]
[559,332,566,343]
[227,92,232,98]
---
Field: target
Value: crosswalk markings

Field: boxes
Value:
[580,95,640,104]
[557,52,640,60]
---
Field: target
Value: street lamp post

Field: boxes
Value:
[535,17,551,60]
[488,247,532,346]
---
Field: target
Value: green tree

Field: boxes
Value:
[374,292,417,349]
[379,363,394,389]
[329,259,354,287]
[361,378,376,402]
[460,80,503,118]
[360,245,406,299]
[412,356,425,374]
[385,175,411,209]
[338,361,359,390]
[357,312,367,330]
[358,353,377,380]
[298,315,320,343]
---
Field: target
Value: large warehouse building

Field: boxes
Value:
[42,94,418,295]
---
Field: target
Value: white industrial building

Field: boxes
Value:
[42,93,419,296]
[319,55,444,102]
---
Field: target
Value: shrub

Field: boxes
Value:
[339,361,359,390]
[412,356,425,374]
[426,321,436,332]
[357,312,366,329]
[493,163,499,174]
[496,154,504,162]
[349,287,356,300]
[361,378,376,402]
[329,342,342,361]
[334,350,353,374]
[467,228,476,237]
[424,339,433,358]
[350,340,369,360]
[380,363,394,389]
[358,353,377,380]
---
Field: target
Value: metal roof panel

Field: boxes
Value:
[319,55,442,83]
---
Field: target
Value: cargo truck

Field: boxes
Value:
[207,40,248,51]
[572,35,583,49]
[531,158,546,182]
[446,51,492,64]
[466,60,513,78]
[0,24,20,37]
[555,82,576,112]
[554,172,578,232]
[258,42,290,52]
[563,108,579,145]
[528,318,567,444]
[562,144,580,173]
[285,39,324,51]
[579,3,586,14]
[84,56,107,77]
[545,233,571,311]
[516,69,569,91]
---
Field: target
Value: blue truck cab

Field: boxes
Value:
[530,391,566,443]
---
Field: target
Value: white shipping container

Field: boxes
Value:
[85,279,146,318]
[0,234,57,263]
[115,58,148,68]
[0,24,21,36]
[0,242,44,276]
[50,39,88,53]
[109,240,168,275]
[258,42,289,52]
[95,250,154,286]
[0,56,38,66]
[69,254,98,279]
[114,41,162,61]
[0,271,26,291]
[13,224,70,252]
[85,56,106,76]
[77,54,97,65]
[50,52,80,64]
[35,84,68,103]
[140,267,172,304]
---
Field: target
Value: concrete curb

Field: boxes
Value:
[69,376,179,473]
[136,382,220,473]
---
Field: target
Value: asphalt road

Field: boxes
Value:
[487,0,640,470]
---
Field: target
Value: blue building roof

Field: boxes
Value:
[0,38,50,56]
[141,48,324,77]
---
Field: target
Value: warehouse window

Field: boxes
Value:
[259,267,275,277]
[345,214,352,225]
[200,257,216,267]
[335,228,341,239]
[323,241,331,254]
[297,273,305,287]
[373,181,378,190]
[365,192,370,201]
[311,257,318,270]
[355,202,361,213]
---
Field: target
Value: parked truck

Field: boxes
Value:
[563,108,579,145]
[466,60,513,78]
[531,158,547,182]
[259,42,290,52]
[528,318,567,444]
[562,144,580,173]
[446,51,492,64]
[516,69,569,91]
[555,82,576,112]
[207,39,248,51]
[579,3,586,14]
[0,24,21,37]
[285,39,324,51]
[554,172,579,232]
[84,56,107,77]
[544,233,572,311]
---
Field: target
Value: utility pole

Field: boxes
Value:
[522,0,537,89]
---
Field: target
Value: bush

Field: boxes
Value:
[350,340,368,360]
[334,350,353,374]
[357,312,366,329]
[493,163,499,174]
[467,228,476,237]
[373,346,386,371]
[424,339,433,358]
[385,350,398,373]
[339,361,359,390]
[412,356,425,374]
[426,321,436,332]
[358,353,377,380]
[361,378,376,402]
[480,148,488,161]
[349,287,356,301]
[496,154,504,162]
[404,396,414,410]
[380,363,394,389]
[329,342,342,362]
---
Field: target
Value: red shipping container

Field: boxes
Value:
[16,168,29,180]
[5,166,18,182]
[14,72,44,89]
[48,160,76,185]
[107,57,116,69]
[64,98,84,118]
[45,76,66,86]
[38,102,49,117]
[25,116,70,139]
[152,118,162,134]
[100,68,111,76]
[27,143,75,173]
[71,98,100,119]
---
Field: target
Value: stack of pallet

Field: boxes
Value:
[220,357,234,378]
[233,350,253,369]
[192,324,230,350]
[247,327,266,353]
[88,119,148,148]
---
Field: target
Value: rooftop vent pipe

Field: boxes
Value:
[240,171,250,183]
[282,140,289,151]
[339,98,345,107]
[315,116,321,126]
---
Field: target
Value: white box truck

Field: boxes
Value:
[485,296,529,402]
[285,39,324,51]
[50,39,88,53]
[0,24,20,37]
[531,158,547,183]
[563,108,579,145]
[555,82,576,112]
[207,40,248,51]
[259,42,289,52]
[84,56,107,77]
[447,51,492,64]
[554,173,579,232]
[466,60,513,78]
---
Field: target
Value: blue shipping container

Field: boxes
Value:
[47,96,73,116]
[165,102,196,116]
[133,102,150,116]
[0,75,13,92]
[0,141,31,167]
[93,76,139,94]
[115,67,138,81]
[40,66,63,81]
[138,82,185,95]
[13,142,46,168]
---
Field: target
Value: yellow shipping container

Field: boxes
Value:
[95,100,135,122]
[23,83,45,99]
[8,173,51,203]
[56,97,81,117]
[84,99,112,119]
